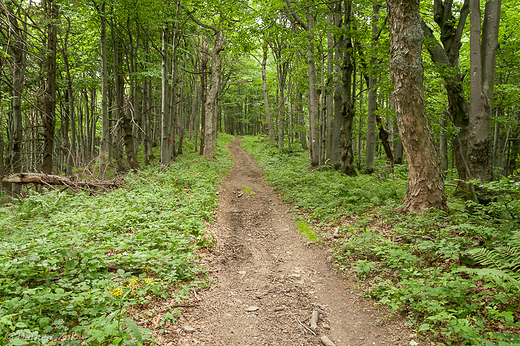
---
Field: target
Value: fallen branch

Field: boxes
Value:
[394,234,434,241]
[2,173,124,191]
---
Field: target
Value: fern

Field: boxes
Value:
[456,267,520,291]
[455,230,520,292]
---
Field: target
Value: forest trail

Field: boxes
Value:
[167,137,413,346]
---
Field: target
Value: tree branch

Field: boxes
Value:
[284,0,308,31]
[177,1,218,33]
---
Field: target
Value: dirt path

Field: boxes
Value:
[167,138,413,346]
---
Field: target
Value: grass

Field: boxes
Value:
[241,185,255,196]
[296,221,319,242]
[0,134,235,345]
[241,135,520,346]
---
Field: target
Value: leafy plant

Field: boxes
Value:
[0,136,234,345]
[242,136,520,345]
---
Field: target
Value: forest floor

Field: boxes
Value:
[154,137,416,346]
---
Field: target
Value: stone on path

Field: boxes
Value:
[182,326,196,334]
[320,336,336,346]
[310,309,319,331]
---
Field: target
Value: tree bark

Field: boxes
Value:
[468,0,501,183]
[261,45,275,143]
[387,0,447,211]
[99,1,108,175]
[421,0,471,187]
[326,13,334,161]
[160,26,171,165]
[339,1,355,176]
[305,13,320,166]
[199,39,208,156]
[365,5,380,173]
[203,30,224,159]
[41,0,58,175]
[6,1,27,195]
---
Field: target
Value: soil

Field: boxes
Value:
[154,137,416,346]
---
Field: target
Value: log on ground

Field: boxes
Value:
[1,173,124,190]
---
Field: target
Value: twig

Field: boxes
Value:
[394,234,434,241]
[297,319,316,335]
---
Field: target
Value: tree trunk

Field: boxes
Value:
[468,0,500,183]
[189,77,198,141]
[261,45,275,143]
[387,0,447,211]
[160,26,171,165]
[331,2,343,169]
[99,1,108,176]
[365,5,380,173]
[296,84,308,150]
[357,72,363,170]
[41,0,58,175]
[326,13,334,161]
[199,39,208,156]
[439,114,448,171]
[339,1,355,176]
[7,1,27,195]
[203,30,224,159]
[422,0,471,187]
[306,13,320,166]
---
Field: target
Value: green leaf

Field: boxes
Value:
[419,323,430,331]
[123,317,143,343]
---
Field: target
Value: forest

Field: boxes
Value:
[0,0,519,345]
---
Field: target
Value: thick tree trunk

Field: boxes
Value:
[422,0,471,187]
[41,0,58,175]
[468,0,500,183]
[203,30,224,159]
[387,0,447,211]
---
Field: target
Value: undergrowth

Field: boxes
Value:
[0,134,234,345]
[241,136,520,346]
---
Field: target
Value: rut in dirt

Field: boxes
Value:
[166,137,412,346]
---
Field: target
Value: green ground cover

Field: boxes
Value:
[242,136,520,346]
[0,134,234,345]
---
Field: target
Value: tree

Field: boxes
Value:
[421,0,471,188]
[251,44,276,143]
[386,0,447,210]
[41,0,58,175]
[365,5,381,174]
[468,0,501,183]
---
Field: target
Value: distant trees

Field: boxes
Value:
[0,0,518,211]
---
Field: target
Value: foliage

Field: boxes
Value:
[242,136,520,346]
[241,136,407,222]
[0,137,234,345]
